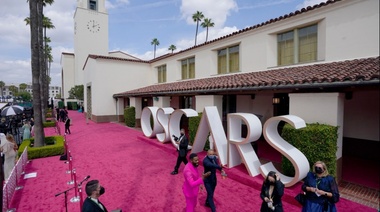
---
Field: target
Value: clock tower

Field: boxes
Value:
[74,0,108,86]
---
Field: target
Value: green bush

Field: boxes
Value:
[188,112,209,149]
[46,112,52,118]
[43,120,56,128]
[18,136,65,160]
[124,106,136,127]
[281,123,338,177]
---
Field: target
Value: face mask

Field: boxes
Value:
[315,166,324,174]
[208,155,216,160]
[270,182,276,185]
[99,186,105,195]
[180,132,184,135]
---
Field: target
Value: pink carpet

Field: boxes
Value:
[8,111,376,212]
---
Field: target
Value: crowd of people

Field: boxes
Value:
[0,113,34,145]
[168,129,340,212]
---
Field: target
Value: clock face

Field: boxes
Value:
[87,20,100,33]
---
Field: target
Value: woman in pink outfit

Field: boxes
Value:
[182,153,211,212]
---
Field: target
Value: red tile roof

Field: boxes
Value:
[113,57,380,97]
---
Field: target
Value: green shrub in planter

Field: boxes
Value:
[43,120,56,128]
[124,106,136,127]
[281,123,338,177]
[46,113,53,118]
[18,136,65,160]
[189,112,210,149]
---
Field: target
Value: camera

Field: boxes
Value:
[172,135,178,141]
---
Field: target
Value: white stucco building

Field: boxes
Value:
[61,0,379,183]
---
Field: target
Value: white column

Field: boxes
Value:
[130,97,142,119]
[153,96,171,108]
[195,95,223,119]
[289,93,344,180]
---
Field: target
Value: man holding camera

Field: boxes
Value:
[171,128,189,175]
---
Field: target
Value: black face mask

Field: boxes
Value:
[100,186,105,195]
[315,166,324,174]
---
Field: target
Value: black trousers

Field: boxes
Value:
[205,180,217,212]
[65,125,71,134]
[174,154,187,171]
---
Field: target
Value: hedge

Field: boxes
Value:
[18,135,65,160]
[281,123,338,177]
[124,106,136,127]
[189,112,209,149]
[43,120,56,128]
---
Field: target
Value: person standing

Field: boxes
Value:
[260,171,284,212]
[0,133,18,181]
[171,128,189,175]
[65,117,71,134]
[183,153,211,212]
[203,149,226,211]
[22,120,31,140]
[301,161,340,212]
[82,179,108,212]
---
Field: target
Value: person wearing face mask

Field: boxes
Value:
[202,149,226,211]
[301,161,340,212]
[82,180,108,212]
[260,171,284,212]
[171,128,189,175]
[183,153,211,212]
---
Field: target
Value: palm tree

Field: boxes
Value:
[168,44,176,53]
[192,11,204,46]
[25,12,55,122]
[0,81,5,98]
[19,83,28,91]
[151,38,160,59]
[201,18,215,42]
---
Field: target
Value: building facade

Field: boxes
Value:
[61,0,379,183]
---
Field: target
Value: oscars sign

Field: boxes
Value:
[141,106,309,187]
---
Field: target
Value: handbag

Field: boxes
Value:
[295,192,306,206]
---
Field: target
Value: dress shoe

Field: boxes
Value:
[171,171,178,175]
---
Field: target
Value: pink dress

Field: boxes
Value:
[183,163,203,212]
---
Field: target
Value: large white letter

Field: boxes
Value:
[156,107,174,143]
[141,107,163,138]
[261,115,309,187]
[168,109,198,149]
[228,113,262,176]
[192,106,228,166]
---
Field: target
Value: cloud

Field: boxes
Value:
[180,0,238,28]
[296,0,327,10]
[106,0,130,9]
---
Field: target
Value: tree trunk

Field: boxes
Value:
[30,0,45,147]
[38,0,46,122]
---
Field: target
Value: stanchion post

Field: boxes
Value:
[70,169,80,203]
[67,156,74,185]
[79,185,84,211]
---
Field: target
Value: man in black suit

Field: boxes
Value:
[82,180,108,212]
[171,128,189,175]
[203,149,226,212]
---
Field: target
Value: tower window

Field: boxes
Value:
[89,0,97,11]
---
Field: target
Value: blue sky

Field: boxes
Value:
[0,0,325,87]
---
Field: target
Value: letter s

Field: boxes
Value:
[260,115,309,187]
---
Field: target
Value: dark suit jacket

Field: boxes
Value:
[82,197,108,212]
[203,156,222,184]
[177,134,189,157]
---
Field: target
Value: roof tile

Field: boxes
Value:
[114,57,380,97]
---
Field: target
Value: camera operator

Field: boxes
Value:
[260,171,284,212]
[170,128,189,175]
